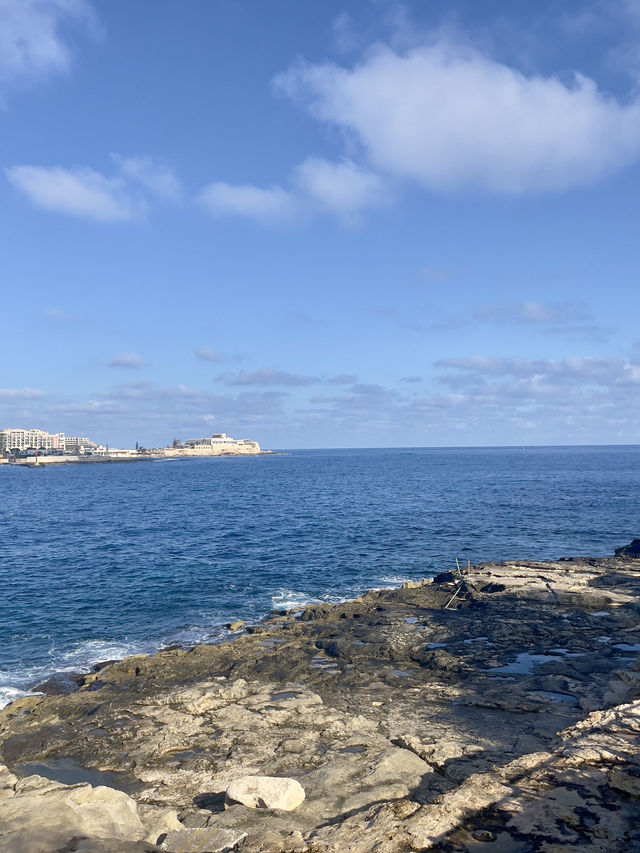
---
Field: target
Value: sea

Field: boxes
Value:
[1,445,639,707]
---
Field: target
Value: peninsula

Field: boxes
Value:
[2,545,640,851]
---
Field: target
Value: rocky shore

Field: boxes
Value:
[2,547,640,852]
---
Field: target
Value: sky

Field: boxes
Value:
[1,0,640,449]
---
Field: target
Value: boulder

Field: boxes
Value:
[225,775,305,811]
[0,772,146,852]
[614,539,640,557]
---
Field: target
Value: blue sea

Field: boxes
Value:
[1,446,639,706]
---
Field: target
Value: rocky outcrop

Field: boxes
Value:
[615,538,640,557]
[2,550,640,851]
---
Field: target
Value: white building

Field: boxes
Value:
[0,428,65,453]
[182,433,260,453]
[64,436,100,455]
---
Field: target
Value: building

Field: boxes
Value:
[63,436,100,455]
[0,428,107,456]
[183,432,260,452]
[0,428,65,453]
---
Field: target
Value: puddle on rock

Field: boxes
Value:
[15,758,143,793]
[488,652,559,675]
[548,648,585,657]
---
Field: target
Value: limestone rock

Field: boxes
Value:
[138,802,183,844]
[0,770,146,852]
[225,775,305,811]
[161,826,248,852]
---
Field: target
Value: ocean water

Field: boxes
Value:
[1,446,639,706]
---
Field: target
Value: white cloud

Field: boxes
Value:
[276,42,640,193]
[474,301,592,325]
[0,386,44,399]
[435,355,627,383]
[332,11,358,54]
[199,158,386,226]
[328,373,358,384]
[194,346,223,363]
[217,368,320,387]
[113,155,182,200]
[43,306,75,322]
[199,181,295,223]
[294,156,387,219]
[107,352,147,369]
[6,165,140,222]
[0,0,97,88]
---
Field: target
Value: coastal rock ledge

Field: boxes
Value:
[2,549,640,851]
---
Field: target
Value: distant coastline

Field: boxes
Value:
[0,428,267,467]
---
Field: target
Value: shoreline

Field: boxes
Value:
[2,549,640,850]
[1,451,276,468]
[0,573,426,711]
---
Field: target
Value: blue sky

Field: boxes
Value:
[2,0,640,449]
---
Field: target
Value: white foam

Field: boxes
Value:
[270,588,355,611]
[271,590,323,611]
[379,575,422,587]
[0,686,39,709]
[59,638,154,667]
[0,637,160,710]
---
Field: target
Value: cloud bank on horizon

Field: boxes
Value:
[2,0,640,447]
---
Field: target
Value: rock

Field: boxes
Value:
[138,803,183,844]
[0,764,18,798]
[614,539,640,557]
[225,775,305,811]
[29,670,84,695]
[0,768,146,852]
[472,828,497,842]
[227,621,246,632]
[608,768,640,797]
[161,826,247,852]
